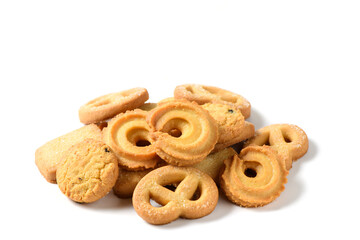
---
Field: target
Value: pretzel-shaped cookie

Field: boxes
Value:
[244,124,308,170]
[132,165,219,225]
[79,87,149,124]
[220,146,288,207]
[147,99,218,166]
[103,109,160,170]
[174,84,251,119]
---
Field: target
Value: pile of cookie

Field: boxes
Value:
[35,84,308,225]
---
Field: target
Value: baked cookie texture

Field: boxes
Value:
[220,146,288,207]
[103,109,161,170]
[56,138,119,203]
[146,99,219,166]
[244,124,308,170]
[79,87,149,124]
[132,165,219,225]
[174,84,251,119]
[35,124,103,183]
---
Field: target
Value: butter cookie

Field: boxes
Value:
[132,165,218,225]
[56,139,119,203]
[103,109,160,170]
[79,87,149,124]
[147,100,218,166]
[220,146,288,207]
[174,84,251,119]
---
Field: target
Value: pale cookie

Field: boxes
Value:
[56,139,119,203]
[174,84,251,119]
[220,146,288,207]
[132,165,219,225]
[244,124,308,170]
[35,124,103,183]
[79,87,149,124]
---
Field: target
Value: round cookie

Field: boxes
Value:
[146,99,219,166]
[56,138,119,203]
[220,146,288,207]
[201,103,245,145]
[103,109,161,170]
[79,87,149,124]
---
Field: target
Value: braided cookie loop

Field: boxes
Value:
[132,166,219,225]
[103,109,160,170]
[79,87,149,124]
[146,100,219,166]
[244,124,308,170]
[220,146,288,207]
[174,84,251,119]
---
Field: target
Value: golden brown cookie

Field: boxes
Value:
[174,84,251,119]
[244,124,308,170]
[103,109,160,170]
[202,103,245,145]
[56,139,119,203]
[132,165,219,225]
[213,121,255,152]
[113,168,154,198]
[146,99,219,166]
[35,124,103,183]
[192,147,237,184]
[79,87,149,124]
[220,146,288,207]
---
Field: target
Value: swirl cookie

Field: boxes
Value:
[220,146,288,207]
[35,124,103,183]
[103,109,160,170]
[147,100,218,166]
[79,87,149,124]
[244,124,308,170]
[132,165,219,225]
[174,84,251,119]
[56,139,119,203]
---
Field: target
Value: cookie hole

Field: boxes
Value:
[136,139,151,147]
[169,128,182,138]
[244,168,257,178]
[190,185,201,201]
[284,136,292,143]
[150,199,163,208]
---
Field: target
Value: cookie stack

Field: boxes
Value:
[35,84,308,225]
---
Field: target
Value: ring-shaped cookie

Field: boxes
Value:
[103,109,160,170]
[174,84,251,119]
[220,146,288,207]
[132,165,219,225]
[146,100,218,166]
[244,124,308,170]
[79,87,149,124]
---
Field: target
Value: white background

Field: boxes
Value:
[1,1,359,239]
